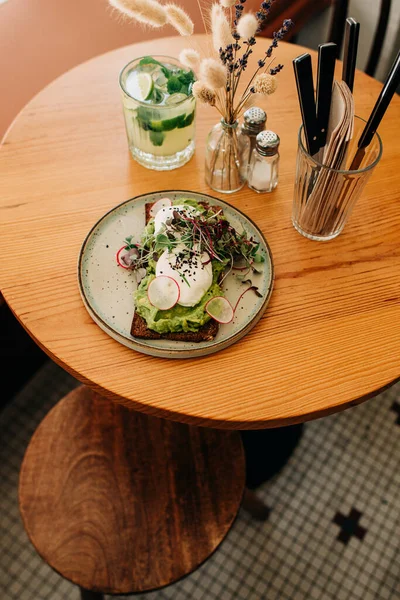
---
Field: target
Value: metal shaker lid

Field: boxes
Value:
[244,107,267,126]
[243,107,267,134]
[255,130,280,156]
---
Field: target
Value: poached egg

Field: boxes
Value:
[156,244,213,307]
[153,202,213,307]
[154,204,199,235]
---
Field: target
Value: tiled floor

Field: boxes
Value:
[0,360,399,600]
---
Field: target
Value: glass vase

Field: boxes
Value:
[205,119,245,194]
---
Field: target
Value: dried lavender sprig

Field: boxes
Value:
[270,63,284,75]
[220,44,236,65]
[269,19,293,54]
[233,2,244,26]
[255,0,277,33]
[233,19,293,117]
[233,16,292,101]
[257,19,294,67]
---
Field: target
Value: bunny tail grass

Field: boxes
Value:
[108,0,167,28]
[179,48,201,71]
[237,13,258,40]
[211,3,234,53]
[200,58,227,89]
[165,4,194,35]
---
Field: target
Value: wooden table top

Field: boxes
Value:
[1,35,399,429]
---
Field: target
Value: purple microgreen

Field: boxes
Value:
[233,284,263,312]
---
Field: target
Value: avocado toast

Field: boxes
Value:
[116,197,264,342]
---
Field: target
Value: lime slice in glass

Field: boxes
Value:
[126,71,154,102]
[165,93,187,105]
[148,120,164,132]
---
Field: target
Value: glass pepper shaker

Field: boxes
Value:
[237,107,267,180]
[247,130,280,193]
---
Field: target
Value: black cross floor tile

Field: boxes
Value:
[333,508,367,544]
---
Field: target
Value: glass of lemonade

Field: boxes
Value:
[119,55,196,171]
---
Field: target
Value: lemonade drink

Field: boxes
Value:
[119,56,196,170]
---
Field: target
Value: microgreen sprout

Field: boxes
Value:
[117,205,264,280]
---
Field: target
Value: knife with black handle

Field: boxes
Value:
[342,18,360,93]
[293,53,320,156]
[316,42,337,149]
[350,49,400,170]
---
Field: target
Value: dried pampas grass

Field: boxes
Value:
[108,0,167,28]
[219,0,236,7]
[192,81,216,106]
[165,3,194,36]
[211,3,234,53]
[236,13,258,40]
[253,73,278,95]
[179,48,201,71]
[200,58,227,89]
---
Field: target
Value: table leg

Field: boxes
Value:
[19,385,245,595]
[240,424,304,489]
[241,488,271,521]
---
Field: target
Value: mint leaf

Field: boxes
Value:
[139,57,160,66]
[178,70,195,85]
[139,56,171,78]
[149,130,165,146]
[151,87,164,104]
[167,76,182,94]
[137,118,150,131]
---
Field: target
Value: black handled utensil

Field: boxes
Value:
[350,49,400,170]
[293,53,320,156]
[342,18,360,92]
[316,42,337,148]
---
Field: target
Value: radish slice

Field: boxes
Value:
[116,245,136,269]
[150,197,172,218]
[205,296,234,324]
[148,276,180,310]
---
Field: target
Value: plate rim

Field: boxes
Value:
[78,189,275,358]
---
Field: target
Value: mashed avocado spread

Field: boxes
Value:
[133,199,227,334]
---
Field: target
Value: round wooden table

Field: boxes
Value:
[1,35,399,429]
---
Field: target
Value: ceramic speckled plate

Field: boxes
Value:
[78,190,274,358]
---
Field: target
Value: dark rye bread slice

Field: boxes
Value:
[131,200,221,343]
[131,312,219,341]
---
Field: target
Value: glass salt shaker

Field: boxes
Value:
[247,130,280,193]
[237,107,267,180]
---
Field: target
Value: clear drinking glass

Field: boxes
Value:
[292,116,383,241]
[119,56,196,171]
